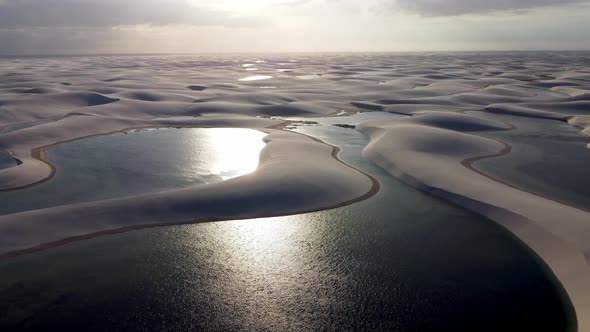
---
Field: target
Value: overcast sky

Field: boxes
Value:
[0,0,589,54]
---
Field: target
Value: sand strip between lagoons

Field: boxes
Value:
[358,114,590,331]
[0,119,378,260]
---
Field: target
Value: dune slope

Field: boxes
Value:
[359,113,590,331]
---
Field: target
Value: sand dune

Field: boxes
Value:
[396,111,512,131]
[1,52,590,327]
[552,86,590,97]
[485,104,569,120]
[0,128,374,256]
[114,90,196,102]
[569,115,590,144]
[20,87,63,94]
[359,113,590,331]
[0,92,119,124]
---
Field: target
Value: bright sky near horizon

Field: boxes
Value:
[0,0,589,54]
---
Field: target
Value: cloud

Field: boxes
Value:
[0,0,264,29]
[274,0,314,6]
[390,0,590,16]
[0,27,123,54]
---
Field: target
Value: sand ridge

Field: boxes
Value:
[359,111,590,331]
[0,127,376,254]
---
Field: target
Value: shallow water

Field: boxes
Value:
[0,128,265,215]
[0,112,574,331]
[473,112,590,210]
[0,150,16,170]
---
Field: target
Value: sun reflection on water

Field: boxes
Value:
[238,75,273,81]
[176,214,324,328]
[227,217,299,251]
[190,128,266,180]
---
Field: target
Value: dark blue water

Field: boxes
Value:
[0,113,575,331]
[0,149,16,170]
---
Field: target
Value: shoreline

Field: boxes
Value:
[0,126,381,261]
[1,124,266,192]
[459,139,578,328]
[360,123,590,332]
[462,144,587,331]
[462,139,590,214]
[0,147,56,192]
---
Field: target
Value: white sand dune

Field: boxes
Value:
[552,86,590,97]
[396,111,512,131]
[20,87,64,94]
[485,104,569,120]
[114,90,196,103]
[0,92,119,123]
[569,115,590,146]
[383,104,475,115]
[359,113,590,331]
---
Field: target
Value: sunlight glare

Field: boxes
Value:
[195,128,266,180]
[187,0,297,12]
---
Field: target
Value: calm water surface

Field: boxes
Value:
[0,128,265,216]
[0,149,16,170]
[0,112,575,331]
[473,112,590,210]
